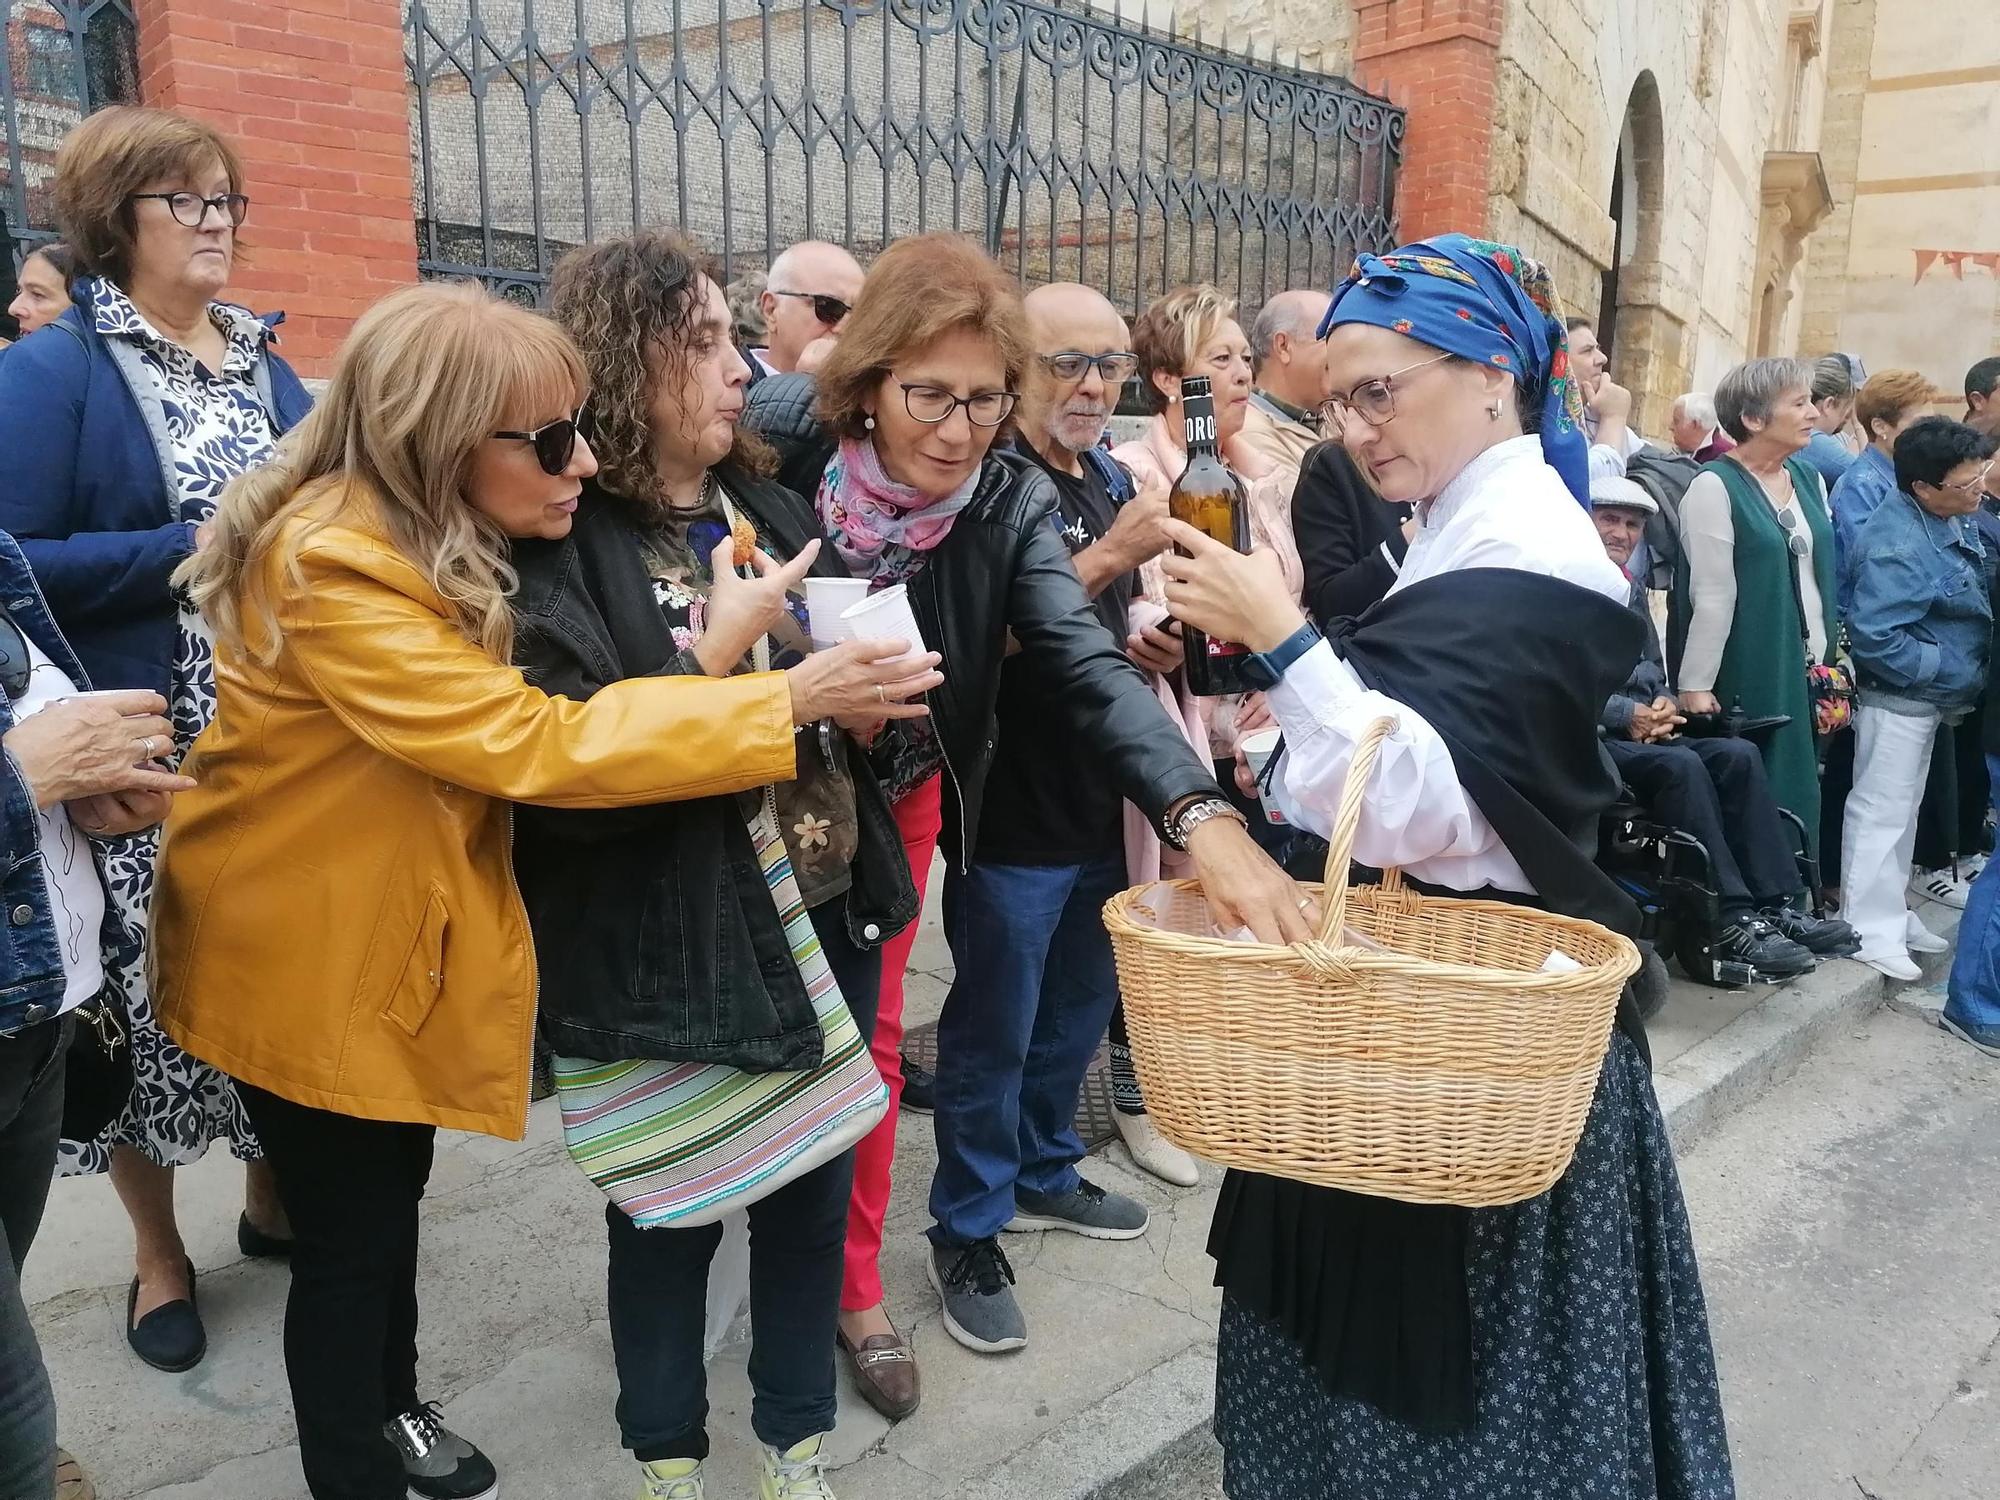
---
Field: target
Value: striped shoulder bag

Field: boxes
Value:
[551,512,889,1227]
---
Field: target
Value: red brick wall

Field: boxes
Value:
[133,0,418,375]
[1353,0,1503,244]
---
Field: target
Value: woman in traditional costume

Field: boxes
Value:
[1159,234,1737,1500]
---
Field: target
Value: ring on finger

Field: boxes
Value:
[876,684,886,704]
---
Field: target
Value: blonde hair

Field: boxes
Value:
[1131,284,1237,414]
[179,282,586,666]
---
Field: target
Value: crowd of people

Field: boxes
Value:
[0,100,1995,1500]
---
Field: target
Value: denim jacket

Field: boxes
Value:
[0,531,107,1036]
[1847,489,1991,716]
[1828,444,1898,619]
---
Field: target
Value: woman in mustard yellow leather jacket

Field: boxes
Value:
[150,282,940,1500]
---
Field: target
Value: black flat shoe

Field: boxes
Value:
[237,1212,294,1259]
[126,1257,205,1372]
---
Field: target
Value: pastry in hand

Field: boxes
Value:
[731,515,758,569]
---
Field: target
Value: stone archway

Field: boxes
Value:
[1604,71,1690,437]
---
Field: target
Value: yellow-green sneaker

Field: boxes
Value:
[758,1434,837,1500]
[638,1456,705,1500]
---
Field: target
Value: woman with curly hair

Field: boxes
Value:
[532,229,940,1500]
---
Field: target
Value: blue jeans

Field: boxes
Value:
[1945,753,2000,1032]
[928,854,1127,1246]
[0,1014,68,1500]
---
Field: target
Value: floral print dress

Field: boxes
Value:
[61,282,279,1174]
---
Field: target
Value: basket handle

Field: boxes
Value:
[1314,715,1401,947]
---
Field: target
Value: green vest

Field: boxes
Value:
[1669,456,1837,856]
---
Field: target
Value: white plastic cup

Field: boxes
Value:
[1238,726,1287,826]
[840,583,927,664]
[805,577,871,651]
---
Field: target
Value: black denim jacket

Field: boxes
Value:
[508,467,917,1071]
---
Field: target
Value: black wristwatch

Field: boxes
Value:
[1242,621,1323,690]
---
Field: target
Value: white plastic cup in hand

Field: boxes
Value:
[805,577,870,650]
[1238,726,1286,826]
[840,584,927,664]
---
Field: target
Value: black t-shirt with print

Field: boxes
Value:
[974,445,1137,865]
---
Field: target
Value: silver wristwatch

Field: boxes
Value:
[1164,796,1246,852]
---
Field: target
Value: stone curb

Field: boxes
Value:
[1064,908,1971,1500]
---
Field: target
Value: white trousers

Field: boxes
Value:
[1843,703,1940,958]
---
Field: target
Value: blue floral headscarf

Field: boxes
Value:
[1318,233,1591,507]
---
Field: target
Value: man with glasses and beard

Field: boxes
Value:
[751,240,865,380]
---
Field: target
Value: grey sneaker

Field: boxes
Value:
[928,1237,1027,1353]
[1005,1177,1149,1240]
[385,1402,498,1500]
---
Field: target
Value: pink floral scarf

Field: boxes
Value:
[814,435,980,588]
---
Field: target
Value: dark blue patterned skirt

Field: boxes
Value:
[1213,1034,1735,1499]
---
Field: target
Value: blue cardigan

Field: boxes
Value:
[0,286,313,697]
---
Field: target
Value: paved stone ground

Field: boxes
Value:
[22,875,1969,1500]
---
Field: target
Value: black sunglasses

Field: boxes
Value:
[492,411,581,476]
[771,289,852,326]
[0,609,29,701]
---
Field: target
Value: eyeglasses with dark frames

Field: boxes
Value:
[896,383,1019,427]
[1039,351,1140,385]
[127,191,250,229]
[771,290,852,326]
[1319,352,1456,429]
[491,411,583,476]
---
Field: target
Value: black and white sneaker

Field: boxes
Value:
[1761,903,1859,957]
[1714,917,1815,981]
[898,1053,935,1114]
[385,1402,498,1500]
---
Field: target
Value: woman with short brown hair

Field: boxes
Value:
[0,103,312,1375]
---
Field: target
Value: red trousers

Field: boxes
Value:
[841,774,942,1311]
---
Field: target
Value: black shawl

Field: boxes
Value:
[1207,567,1647,1432]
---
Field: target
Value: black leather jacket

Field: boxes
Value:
[740,386,1222,865]
[508,467,918,1071]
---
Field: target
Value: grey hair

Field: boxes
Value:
[1811,353,1857,403]
[1673,391,1717,430]
[1715,357,1813,442]
[1249,291,1326,371]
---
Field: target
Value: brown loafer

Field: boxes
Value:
[838,1326,921,1421]
[55,1448,96,1500]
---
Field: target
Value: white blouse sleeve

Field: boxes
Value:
[1267,640,1524,882]
[1675,470,1738,693]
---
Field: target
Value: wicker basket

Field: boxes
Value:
[1103,717,1639,1208]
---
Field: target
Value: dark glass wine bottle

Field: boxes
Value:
[1167,375,1258,697]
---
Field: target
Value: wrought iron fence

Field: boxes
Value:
[1,1,138,269]
[405,0,1403,313]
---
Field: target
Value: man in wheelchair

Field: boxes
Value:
[1591,478,1858,984]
